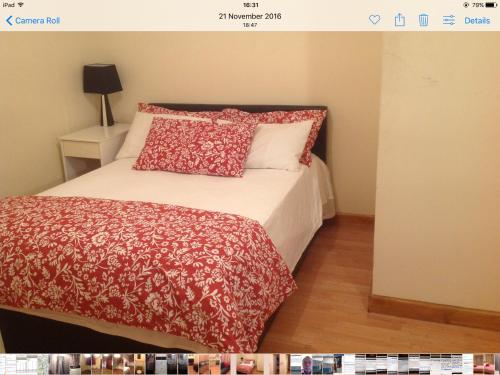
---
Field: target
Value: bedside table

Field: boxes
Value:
[59,123,131,181]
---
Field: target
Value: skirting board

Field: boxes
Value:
[368,294,500,332]
[334,213,375,225]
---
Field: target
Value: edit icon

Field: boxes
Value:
[443,15,456,25]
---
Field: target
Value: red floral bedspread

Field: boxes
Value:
[0,196,297,352]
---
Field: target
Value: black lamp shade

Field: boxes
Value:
[83,64,122,94]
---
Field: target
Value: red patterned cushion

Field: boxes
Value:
[222,108,327,166]
[133,117,257,177]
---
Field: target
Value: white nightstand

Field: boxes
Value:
[59,123,131,181]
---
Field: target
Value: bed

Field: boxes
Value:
[236,359,256,374]
[0,104,334,352]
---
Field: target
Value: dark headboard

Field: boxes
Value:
[149,103,328,163]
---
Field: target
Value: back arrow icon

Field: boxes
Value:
[6,15,13,26]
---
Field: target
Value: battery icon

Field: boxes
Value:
[485,2,498,7]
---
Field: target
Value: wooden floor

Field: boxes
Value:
[1,216,499,354]
[259,216,500,353]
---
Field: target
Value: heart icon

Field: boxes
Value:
[369,14,381,25]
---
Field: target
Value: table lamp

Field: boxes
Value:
[83,64,122,126]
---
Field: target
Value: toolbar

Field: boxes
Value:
[0,0,498,31]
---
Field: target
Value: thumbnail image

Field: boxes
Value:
[355,354,365,375]
[365,354,376,375]
[15,354,39,375]
[167,354,178,375]
[178,354,188,375]
[474,354,496,374]
[92,355,103,375]
[236,354,262,375]
[123,354,136,375]
[220,354,230,375]
[271,355,280,375]
[419,354,430,375]
[430,354,441,375]
[290,355,302,375]
[38,354,50,375]
[262,354,275,375]
[101,353,113,375]
[408,354,419,374]
[112,354,125,374]
[289,355,314,375]
[334,354,344,374]
[397,354,408,374]
[312,355,323,375]
[440,354,452,375]
[387,354,397,375]
[5,354,16,375]
[154,354,170,375]
[145,354,155,374]
[80,355,92,374]
[48,354,80,375]
[451,354,462,375]
[102,355,113,375]
[376,354,388,374]
[474,354,484,374]
[197,355,209,375]
[462,354,474,375]
[208,354,220,375]
[340,355,354,374]
[302,356,312,375]
[188,355,198,375]
[276,354,290,375]
[133,355,146,375]
[144,353,181,375]
[322,356,333,375]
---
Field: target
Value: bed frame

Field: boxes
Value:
[149,103,328,163]
[0,103,328,352]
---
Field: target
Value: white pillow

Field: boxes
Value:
[245,120,313,171]
[115,111,212,160]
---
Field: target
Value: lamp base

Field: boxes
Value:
[100,94,115,126]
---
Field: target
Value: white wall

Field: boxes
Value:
[0,32,382,215]
[0,33,107,198]
[373,33,500,312]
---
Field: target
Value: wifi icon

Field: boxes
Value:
[18,2,24,6]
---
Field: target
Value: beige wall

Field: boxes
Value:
[373,33,500,312]
[0,32,382,215]
[100,32,382,215]
[0,33,105,198]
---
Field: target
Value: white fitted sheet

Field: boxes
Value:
[2,155,335,351]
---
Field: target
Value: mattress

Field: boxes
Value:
[1,154,334,351]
